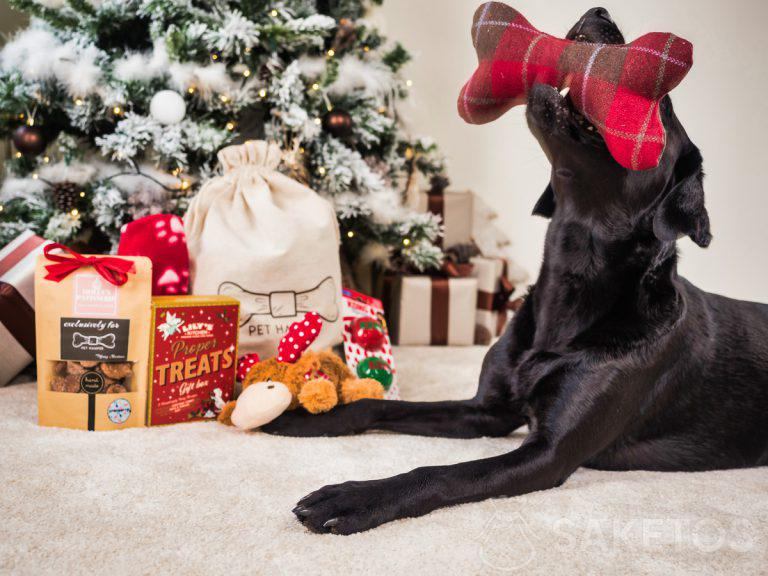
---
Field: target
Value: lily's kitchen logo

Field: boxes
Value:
[181,321,215,338]
[157,311,215,341]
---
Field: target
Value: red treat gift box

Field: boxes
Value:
[147,296,239,425]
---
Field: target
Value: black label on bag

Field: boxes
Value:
[60,317,130,361]
[80,371,105,393]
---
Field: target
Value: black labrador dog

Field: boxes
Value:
[263,8,768,534]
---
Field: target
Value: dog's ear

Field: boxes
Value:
[653,146,712,248]
[532,183,556,218]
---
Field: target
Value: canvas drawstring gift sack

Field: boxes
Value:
[184,140,343,359]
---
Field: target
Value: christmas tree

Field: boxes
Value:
[0,0,445,272]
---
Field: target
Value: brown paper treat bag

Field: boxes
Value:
[35,244,152,430]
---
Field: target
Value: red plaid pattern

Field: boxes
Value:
[458,2,693,170]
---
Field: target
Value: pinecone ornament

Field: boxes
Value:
[51,181,79,213]
[332,18,357,54]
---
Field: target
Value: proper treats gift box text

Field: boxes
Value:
[147,296,238,426]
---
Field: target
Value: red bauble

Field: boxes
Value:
[12,125,48,157]
[350,316,386,351]
[322,109,353,138]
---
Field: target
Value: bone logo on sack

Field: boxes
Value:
[218,276,339,326]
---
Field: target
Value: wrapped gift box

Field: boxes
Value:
[0,230,53,386]
[383,275,478,346]
[417,189,474,248]
[471,256,516,345]
[147,296,239,426]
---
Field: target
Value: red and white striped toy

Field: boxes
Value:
[341,289,400,400]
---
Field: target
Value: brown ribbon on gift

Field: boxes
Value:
[430,277,450,345]
[441,259,474,279]
[430,257,479,345]
[477,290,496,311]
[0,281,36,356]
[382,255,475,345]
[476,259,517,336]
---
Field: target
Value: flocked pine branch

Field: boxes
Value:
[0,0,446,273]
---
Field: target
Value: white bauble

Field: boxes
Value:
[149,90,186,125]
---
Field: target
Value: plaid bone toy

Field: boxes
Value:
[458,2,693,170]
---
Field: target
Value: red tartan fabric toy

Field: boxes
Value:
[117,214,190,295]
[458,2,693,170]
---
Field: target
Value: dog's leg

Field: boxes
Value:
[293,363,647,534]
[262,398,525,438]
[262,336,527,438]
[293,437,556,534]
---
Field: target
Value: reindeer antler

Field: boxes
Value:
[277,312,323,363]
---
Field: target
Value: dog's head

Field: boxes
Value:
[527,8,711,248]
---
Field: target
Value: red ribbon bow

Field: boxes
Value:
[43,243,136,286]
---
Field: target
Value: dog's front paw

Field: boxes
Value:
[292,478,405,534]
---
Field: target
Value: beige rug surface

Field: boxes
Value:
[1,346,766,576]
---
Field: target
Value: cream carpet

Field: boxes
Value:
[1,346,766,576]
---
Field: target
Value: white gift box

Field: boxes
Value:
[417,189,474,248]
[0,230,52,385]
[470,256,517,345]
[384,275,478,346]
